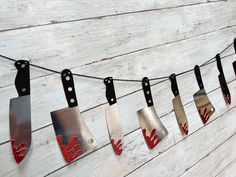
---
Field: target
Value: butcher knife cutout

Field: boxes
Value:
[104,77,123,156]
[216,54,231,105]
[137,77,168,150]
[9,60,31,164]
[232,38,236,76]
[169,74,189,135]
[51,69,97,163]
[193,65,215,124]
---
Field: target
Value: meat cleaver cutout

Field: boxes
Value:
[51,69,97,163]
[104,77,123,156]
[193,65,215,124]
[216,54,231,106]
[9,60,31,164]
[169,74,189,135]
[137,77,168,150]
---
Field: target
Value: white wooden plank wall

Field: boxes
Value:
[0,0,236,177]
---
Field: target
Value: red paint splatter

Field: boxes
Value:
[57,135,82,163]
[180,123,188,135]
[142,129,160,149]
[11,139,27,164]
[224,94,231,105]
[198,107,210,124]
[111,139,123,156]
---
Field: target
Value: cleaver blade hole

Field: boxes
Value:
[88,139,93,144]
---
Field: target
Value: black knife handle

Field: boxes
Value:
[61,69,78,108]
[104,77,117,105]
[194,65,204,90]
[233,61,236,76]
[14,60,30,96]
[169,73,179,97]
[142,77,153,107]
[216,54,224,74]
[233,38,236,75]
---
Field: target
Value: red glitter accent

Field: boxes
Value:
[180,123,188,135]
[224,94,231,105]
[11,139,27,164]
[198,107,210,124]
[57,135,82,163]
[111,139,123,156]
[142,129,160,149]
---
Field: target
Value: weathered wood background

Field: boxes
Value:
[0,0,236,176]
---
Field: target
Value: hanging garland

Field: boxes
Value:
[1,38,236,164]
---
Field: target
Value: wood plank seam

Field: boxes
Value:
[0,1,225,33]
[0,24,235,91]
[214,159,236,177]
[178,134,236,177]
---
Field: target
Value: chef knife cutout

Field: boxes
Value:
[193,65,215,124]
[10,60,31,164]
[104,77,123,156]
[137,77,168,150]
[232,38,236,76]
[169,74,189,135]
[51,69,97,163]
[216,54,231,105]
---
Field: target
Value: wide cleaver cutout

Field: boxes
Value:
[51,69,97,163]
[137,77,168,150]
[9,60,31,164]
[169,74,189,135]
[104,77,123,156]
[193,65,215,124]
[216,54,231,106]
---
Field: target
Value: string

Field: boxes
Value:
[0,41,234,83]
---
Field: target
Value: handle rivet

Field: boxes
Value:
[22,88,26,92]
[145,82,148,86]
[146,91,150,94]
[111,98,114,102]
[65,76,70,81]
[70,98,75,103]
[21,64,25,68]
[148,100,152,103]
[68,87,73,92]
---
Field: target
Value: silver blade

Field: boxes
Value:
[51,106,97,163]
[9,95,31,164]
[173,95,189,135]
[137,106,168,149]
[193,89,215,124]
[105,104,123,155]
